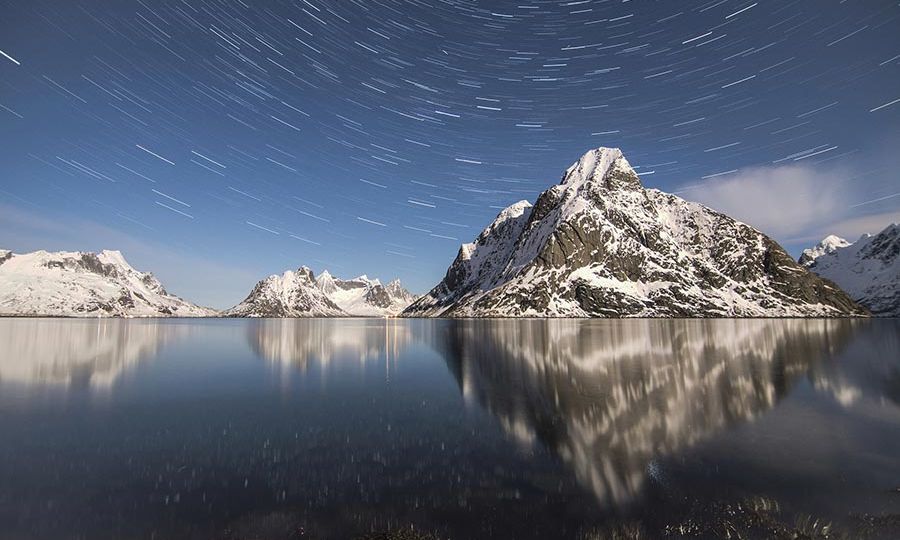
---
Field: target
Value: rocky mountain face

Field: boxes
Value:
[800,224,899,316]
[226,267,415,317]
[316,271,416,316]
[404,147,865,317]
[224,267,345,317]
[798,235,851,266]
[0,249,214,317]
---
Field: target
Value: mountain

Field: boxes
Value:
[0,249,214,317]
[404,147,865,317]
[798,235,851,266]
[226,267,415,317]
[224,267,345,317]
[800,224,899,316]
[315,271,416,316]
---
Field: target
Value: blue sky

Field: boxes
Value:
[1,0,898,308]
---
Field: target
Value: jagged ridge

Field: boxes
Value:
[226,267,416,317]
[404,147,866,318]
[801,224,900,316]
[0,249,214,317]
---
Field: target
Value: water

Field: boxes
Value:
[0,318,898,539]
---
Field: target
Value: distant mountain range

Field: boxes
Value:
[0,250,415,318]
[2,147,895,319]
[404,147,864,317]
[0,249,214,317]
[800,224,899,317]
[225,267,415,317]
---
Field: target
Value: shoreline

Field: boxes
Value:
[0,314,889,320]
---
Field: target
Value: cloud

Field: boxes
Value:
[679,163,900,249]
[816,210,900,243]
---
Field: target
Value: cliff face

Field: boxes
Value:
[405,147,865,317]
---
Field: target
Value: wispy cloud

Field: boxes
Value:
[679,163,899,248]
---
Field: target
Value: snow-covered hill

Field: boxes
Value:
[226,267,415,317]
[0,249,214,317]
[404,147,865,317]
[800,224,899,316]
[799,235,851,266]
[225,267,344,317]
[315,271,416,316]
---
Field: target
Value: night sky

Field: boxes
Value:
[1,0,898,308]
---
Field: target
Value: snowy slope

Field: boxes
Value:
[799,235,851,266]
[0,249,214,317]
[226,267,416,317]
[801,224,900,316]
[404,147,865,318]
[315,271,416,316]
[224,267,345,317]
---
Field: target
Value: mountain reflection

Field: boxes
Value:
[247,318,412,374]
[0,319,177,390]
[437,318,863,507]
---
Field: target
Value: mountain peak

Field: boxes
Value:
[560,147,639,192]
[386,278,403,289]
[799,235,851,266]
[98,249,129,267]
[295,266,315,281]
[405,146,864,318]
[822,234,849,245]
[230,266,417,317]
[316,269,337,294]
[0,248,213,317]
[496,200,533,222]
[801,223,899,316]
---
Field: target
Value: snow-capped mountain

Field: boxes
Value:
[225,267,345,317]
[0,249,214,317]
[315,271,416,316]
[800,224,900,316]
[798,235,851,266]
[226,267,415,317]
[404,147,865,317]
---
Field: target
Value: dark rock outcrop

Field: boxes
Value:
[404,147,866,317]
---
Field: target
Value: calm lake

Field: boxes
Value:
[0,318,898,539]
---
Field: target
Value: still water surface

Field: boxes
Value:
[0,318,898,539]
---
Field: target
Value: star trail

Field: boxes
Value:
[1,0,898,307]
